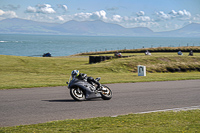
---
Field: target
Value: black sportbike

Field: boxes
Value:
[67,76,112,101]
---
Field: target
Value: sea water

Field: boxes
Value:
[0,34,200,57]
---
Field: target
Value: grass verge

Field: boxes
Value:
[1,110,199,132]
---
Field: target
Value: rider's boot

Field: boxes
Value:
[96,86,102,91]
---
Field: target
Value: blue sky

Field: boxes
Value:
[0,0,200,32]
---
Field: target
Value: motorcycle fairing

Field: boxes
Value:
[68,78,101,99]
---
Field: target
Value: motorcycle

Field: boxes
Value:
[66,76,112,101]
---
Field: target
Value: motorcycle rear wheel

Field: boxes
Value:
[70,87,85,101]
[100,85,112,100]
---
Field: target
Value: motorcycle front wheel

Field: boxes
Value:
[70,87,85,101]
[100,85,112,100]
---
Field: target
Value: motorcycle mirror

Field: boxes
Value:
[66,82,69,84]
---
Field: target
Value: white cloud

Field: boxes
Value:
[135,16,151,22]
[0,9,5,15]
[112,15,122,22]
[38,4,56,14]
[23,4,196,32]
[169,10,177,15]
[183,10,191,17]
[155,9,191,21]
[57,15,65,21]
[0,9,17,19]
[110,11,152,23]
[74,12,91,20]
[155,11,171,21]
[193,14,200,21]
[136,11,145,17]
[73,10,107,21]
[177,10,191,20]
[106,11,159,31]
[19,5,200,32]
[26,6,37,13]
[62,5,68,12]
[4,11,17,17]
[92,10,107,19]
[169,9,191,17]
[26,4,56,14]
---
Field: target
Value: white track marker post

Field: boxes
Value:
[138,65,146,76]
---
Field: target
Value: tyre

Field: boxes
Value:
[100,85,112,100]
[70,87,85,101]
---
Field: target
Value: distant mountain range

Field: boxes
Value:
[0,18,200,37]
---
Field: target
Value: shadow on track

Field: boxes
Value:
[42,99,76,102]
[42,98,104,102]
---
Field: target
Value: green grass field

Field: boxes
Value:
[1,110,199,132]
[1,49,200,131]
[1,51,200,89]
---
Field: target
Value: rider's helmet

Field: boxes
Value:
[71,70,79,78]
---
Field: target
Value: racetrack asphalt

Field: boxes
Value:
[0,80,200,127]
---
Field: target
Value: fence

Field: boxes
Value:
[89,56,112,64]
[89,56,131,64]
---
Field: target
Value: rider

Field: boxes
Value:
[71,70,101,90]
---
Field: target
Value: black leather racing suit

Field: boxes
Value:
[77,73,100,89]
